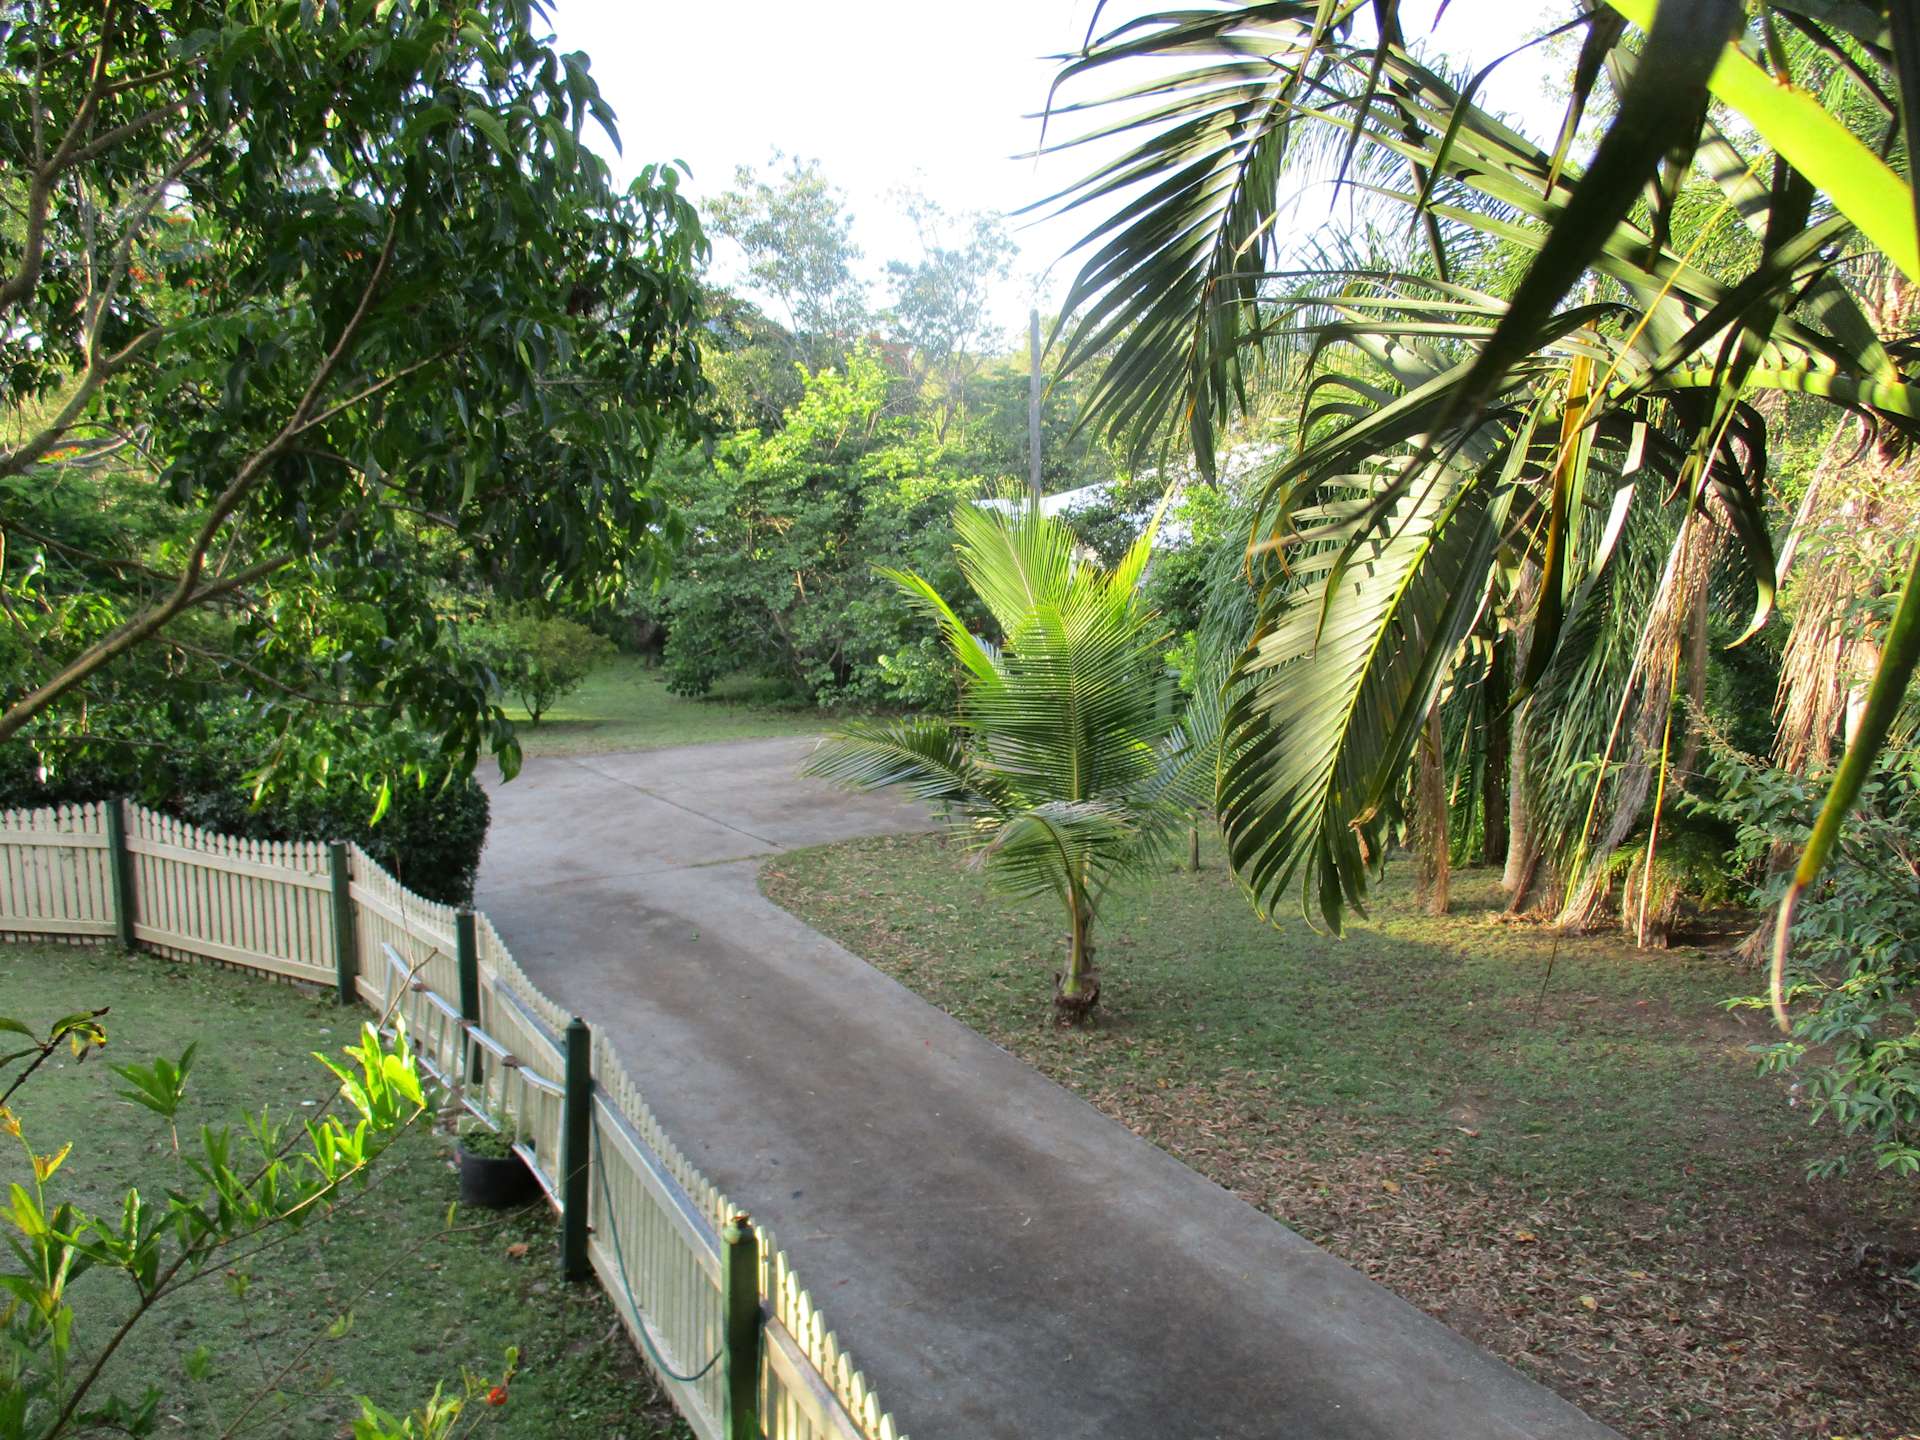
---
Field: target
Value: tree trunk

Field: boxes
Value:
[1503,561,1541,900]
[1481,635,1510,867]
[1676,579,1709,786]
[1775,271,1918,774]
[1054,882,1101,1022]
[1414,699,1450,916]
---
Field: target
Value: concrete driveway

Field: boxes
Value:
[476,736,1615,1440]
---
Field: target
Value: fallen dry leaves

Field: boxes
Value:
[1091,1074,1920,1439]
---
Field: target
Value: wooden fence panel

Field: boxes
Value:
[589,1095,727,1440]
[346,845,458,1002]
[0,799,909,1440]
[124,807,335,984]
[0,802,114,939]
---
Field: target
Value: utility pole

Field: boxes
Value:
[1028,307,1043,505]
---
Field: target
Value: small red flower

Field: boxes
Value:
[485,1386,509,1407]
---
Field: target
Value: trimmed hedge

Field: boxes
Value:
[0,722,489,906]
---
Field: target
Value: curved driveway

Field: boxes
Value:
[476,736,1614,1440]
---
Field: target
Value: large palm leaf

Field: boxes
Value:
[1220,419,1524,930]
[1042,0,1920,931]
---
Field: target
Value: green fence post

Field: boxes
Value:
[104,800,135,951]
[456,909,481,1082]
[328,841,357,1006]
[560,1017,592,1281]
[723,1212,762,1440]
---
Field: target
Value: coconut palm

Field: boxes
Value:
[803,503,1207,1018]
[1036,1,1920,1007]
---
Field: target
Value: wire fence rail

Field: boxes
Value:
[0,798,907,1440]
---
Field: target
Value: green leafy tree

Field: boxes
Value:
[0,0,709,788]
[657,349,982,706]
[959,346,1122,499]
[464,606,614,726]
[804,505,1210,1019]
[709,152,869,371]
[883,193,1017,434]
[700,288,808,434]
[1706,739,1920,1177]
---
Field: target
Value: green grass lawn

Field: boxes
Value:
[508,657,826,759]
[0,942,689,1440]
[763,832,1920,1440]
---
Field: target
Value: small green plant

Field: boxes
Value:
[465,606,615,726]
[805,503,1209,1020]
[1702,739,1920,1178]
[455,1117,518,1161]
[0,1004,447,1437]
[350,1346,519,1440]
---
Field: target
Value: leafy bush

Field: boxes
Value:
[0,1003,490,1437]
[463,606,614,725]
[1704,741,1920,1178]
[0,709,490,906]
[655,348,985,708]
[456,1120,517,1160]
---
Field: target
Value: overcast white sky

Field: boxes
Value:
[547,1,1569,341]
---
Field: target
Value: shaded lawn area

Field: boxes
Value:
[509,657,825,759]
[763,832,1920,1440]
[0,942,688,1440]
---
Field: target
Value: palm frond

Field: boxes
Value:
[1218,436,1521,931]
[977,800,1142,900]
[802,717,999,810]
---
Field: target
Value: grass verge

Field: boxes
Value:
[509,658,824,760]
[0,941,689,1440]
[763,831,1920,1440]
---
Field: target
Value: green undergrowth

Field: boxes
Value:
[0,941,689,1440]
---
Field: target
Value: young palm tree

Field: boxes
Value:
[803,503,1206,1019]
[1036,1,1920,1010]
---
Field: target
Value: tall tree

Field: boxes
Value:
[0,0,709,785]
[883,192,1017,433]
[709,152,869,370]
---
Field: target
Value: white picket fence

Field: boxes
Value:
[0,799,906,1440]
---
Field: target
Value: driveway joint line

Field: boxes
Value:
[570,754,786,850]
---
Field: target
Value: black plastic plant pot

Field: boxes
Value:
[457,1142,542,1209]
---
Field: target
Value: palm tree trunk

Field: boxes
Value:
[1414,699,1449,916]
[1677,580,1708,785]
[1056,878,1101,1021]
[1503,561,1541,899]
[1482,635,1510,867]
[1503,698,1536,896]
[1776,272,1919,774]
[1064,900,1090,995]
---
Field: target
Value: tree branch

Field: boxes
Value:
[0,3,121,318]
[0,511,355,746]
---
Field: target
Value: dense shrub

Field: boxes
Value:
[655,349,985,708]
[1702,740,1920,1178]
[463,605,614,724]
[0,711,490,906]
